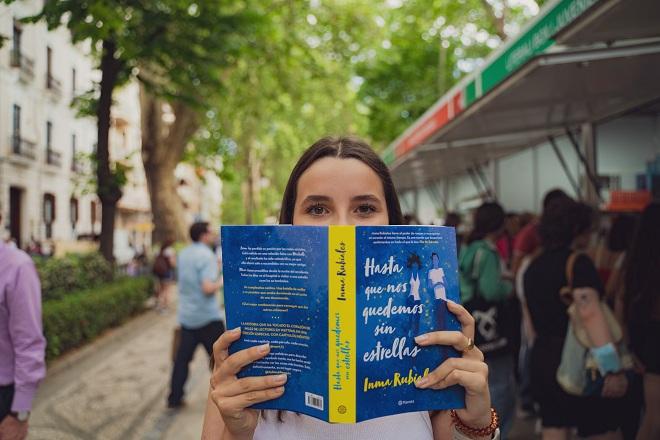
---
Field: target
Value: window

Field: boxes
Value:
[70,197,79,227]
[46,46,52,87]
[12,20,22,63]
[46,121,53,151]
[91,200,97,234]
[71,133,77,170]
[12,105,21,151]
[43,193,56,239]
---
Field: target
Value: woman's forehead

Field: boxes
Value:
[296,157,385,200]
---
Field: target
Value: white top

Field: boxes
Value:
[428,267,446,300]
[253,411,433,440]
[409,273,421,301]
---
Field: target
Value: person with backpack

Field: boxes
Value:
[153,239,176,312]
[459,201,516,438]
[524,198,628,440]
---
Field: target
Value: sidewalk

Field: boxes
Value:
[29,302,212,440]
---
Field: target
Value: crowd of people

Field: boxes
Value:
[447,191,660,440]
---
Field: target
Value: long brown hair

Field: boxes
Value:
[278,136,403,225]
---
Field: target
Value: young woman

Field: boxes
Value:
[202,137,497,439]
[623,202,660,440]
[524,198,627,440]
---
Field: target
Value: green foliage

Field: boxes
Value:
[36,253,115,302]
[208,0,373,224]
[42,276,153,360]
[356,0,543,146]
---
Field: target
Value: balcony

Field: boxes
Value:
[10,50,35,83]
[46,148,62,167]
[11,135,36,160]
[46,75,63,101]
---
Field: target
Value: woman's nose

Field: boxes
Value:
[334,212,351,226]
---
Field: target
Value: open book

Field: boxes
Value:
[221,225,464,423]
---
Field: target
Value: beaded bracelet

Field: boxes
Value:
[450,408,499,438]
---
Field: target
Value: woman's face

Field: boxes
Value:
[293,157,389,226]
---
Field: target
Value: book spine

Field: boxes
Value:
[328,225,357,423]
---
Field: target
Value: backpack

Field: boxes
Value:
[462,247,517,357]
[152,253,170,278]
[556,253,633,396]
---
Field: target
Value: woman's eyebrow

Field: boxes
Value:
[351,194,382,203]
[300,195,332,203]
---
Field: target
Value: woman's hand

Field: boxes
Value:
[209,328,287,439]
[414,300,492,429]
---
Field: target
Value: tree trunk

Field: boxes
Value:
[97,39,123,262]
[240,136,262,225]
[140,84,199,244]
[244,143,254,224]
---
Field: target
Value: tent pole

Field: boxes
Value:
[549,136,582,200]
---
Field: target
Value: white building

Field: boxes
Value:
[0,2,223,254]
[0,1,99,251]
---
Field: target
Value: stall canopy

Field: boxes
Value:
[384,0,660,191]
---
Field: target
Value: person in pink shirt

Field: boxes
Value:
[0,213,46,440]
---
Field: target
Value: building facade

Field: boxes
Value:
[0,1,99,251]
[0,2,223,255]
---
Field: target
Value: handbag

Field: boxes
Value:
[556,253,633,396]
[463,248,514,357]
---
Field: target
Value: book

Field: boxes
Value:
[220,225,465,423]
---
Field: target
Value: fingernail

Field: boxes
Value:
[275,386,285,393]
[258,343,270,354]
[416,377,428,388]
[415,334,428,343]
[447,300,457,306]
[274,374,287,383]
[232,327,241,334]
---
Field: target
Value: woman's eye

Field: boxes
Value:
[306,204,329,216]
[355,204,377,216]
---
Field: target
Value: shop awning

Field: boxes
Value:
[384,0,660,191]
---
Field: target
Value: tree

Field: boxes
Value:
[9,0,259,259]
[356,0,544,146]
[199,0,373,224]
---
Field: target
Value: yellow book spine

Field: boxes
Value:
[328,225,357,423]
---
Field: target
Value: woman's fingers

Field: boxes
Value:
[415,331,477,354]
[213,327,242,364]
[426,367,489,394]
[415,357,488,390]
[219,343,271,377]
[211,386,285,418]
[446,300,475,340]
[221,374,288,397]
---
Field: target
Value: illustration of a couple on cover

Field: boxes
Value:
[405,252,448,339]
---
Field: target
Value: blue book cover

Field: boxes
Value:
[221,225,465,423]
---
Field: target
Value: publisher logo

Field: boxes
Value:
[398,400,414,406]
[338,405,347,414]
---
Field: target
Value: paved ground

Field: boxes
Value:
[29,303,211,440]
[27,299,539,440]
